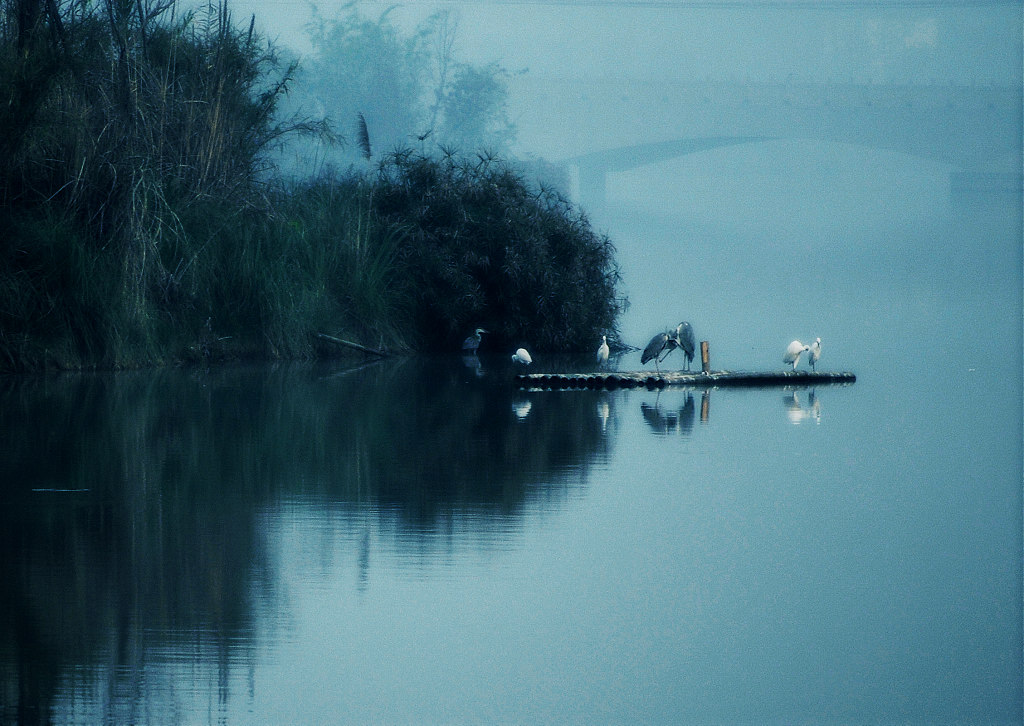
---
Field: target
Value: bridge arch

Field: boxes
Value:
[566,132,1020,208]
[559,87,1021,209]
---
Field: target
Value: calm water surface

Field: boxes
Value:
[2,192,1021,723]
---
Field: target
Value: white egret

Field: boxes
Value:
[596,335,610,367]
[512,348,532,365]
[783,339,810,370]
[808,337,821,371]
[461,328,488,353]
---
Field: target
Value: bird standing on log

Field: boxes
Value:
[783,340,811,370]
[674,322,696,371]
[641,332,672,372]
[462,328,488,353]
[808,337,821,371]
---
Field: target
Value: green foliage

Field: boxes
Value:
[0,0,623,370]
[373,149,625,352]
[0,0,331,368]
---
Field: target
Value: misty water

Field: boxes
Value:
[2,171,1020,723]
[4,0,1023,722]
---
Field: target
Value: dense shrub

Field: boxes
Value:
[373,149,624,353]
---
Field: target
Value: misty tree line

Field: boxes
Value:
[0,0,623,370]
[295,5,517,167]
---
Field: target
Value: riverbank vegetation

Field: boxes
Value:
[0,0,624,371]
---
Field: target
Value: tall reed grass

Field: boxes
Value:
[0,0,623,371]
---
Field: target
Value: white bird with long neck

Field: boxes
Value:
[783,340,810,370]
[808,337,821,371]
[596,335,610,367]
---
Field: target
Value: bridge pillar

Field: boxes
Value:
[567,161,606,209]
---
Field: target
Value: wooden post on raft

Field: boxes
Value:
[700,341,710,374]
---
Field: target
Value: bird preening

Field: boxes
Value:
[460,329,532,366]
[641,332,671,372]
[512,348,532,365]
[808,337,821,371]
[782,337,822,371]
[641,321,696,372]
[674,322,696,371]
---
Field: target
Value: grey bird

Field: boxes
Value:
[641,332,673,372]
[462,328,488,353]
[673,322,696,371]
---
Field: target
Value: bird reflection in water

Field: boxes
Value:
[462,354,485,377]
[640,393,696,436]
[783,389,821,425]
[596,398,610,434]
[512,399,533,420]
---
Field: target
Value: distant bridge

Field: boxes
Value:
[510,79,1022,206]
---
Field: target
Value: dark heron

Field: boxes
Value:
[783,339,810,370]
[674,322,696,371]
[462,328,488,353]
[642,322,696,372]
[641,332,673,372]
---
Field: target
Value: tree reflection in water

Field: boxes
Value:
[0,359,612,722]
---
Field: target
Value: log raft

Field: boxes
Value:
[515,369,856,391]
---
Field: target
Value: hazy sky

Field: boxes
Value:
[217,0,1021,85]
[180,0,1021,366]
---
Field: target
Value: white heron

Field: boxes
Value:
[783,340,810,370]
[808,337,821,371]
[512,348,533,365]
[461,328,487,353]
[596,335,610,367]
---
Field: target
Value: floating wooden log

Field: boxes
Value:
[515,370,856,390]
[316,333,389,357]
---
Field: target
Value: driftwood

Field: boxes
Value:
[316,333,389,357]
[515,370,856,391]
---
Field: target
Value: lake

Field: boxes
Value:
[1,174,1021,723]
